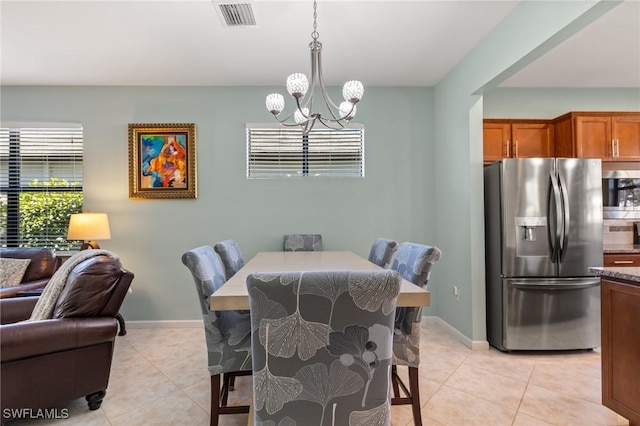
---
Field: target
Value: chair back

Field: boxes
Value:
[390,242,442,367]
[213,239,245,280]
[368,238,399,268]
[182,246,251,375]
[54,255,133,318]
[282,234,323,252]
[246,269,400,425]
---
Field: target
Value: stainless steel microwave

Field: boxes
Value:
[602,170,640,219]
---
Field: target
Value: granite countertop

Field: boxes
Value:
[590,266,640,283]
[603,244,640,254]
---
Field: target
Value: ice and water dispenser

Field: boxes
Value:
[515,217,548,257]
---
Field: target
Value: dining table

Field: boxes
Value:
[208,250,430,426]
[209,250,430,311]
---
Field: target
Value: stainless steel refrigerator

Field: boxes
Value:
[484,158,603,351]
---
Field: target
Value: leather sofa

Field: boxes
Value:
[0,248,61,298]
[0,255,134,420]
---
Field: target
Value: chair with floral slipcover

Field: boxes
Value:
[367,238,399,269]
[213,239,245,280]
[181,245,252,426]
[282,234,323,252]
[246,270,400,425]
[389,242,442,426]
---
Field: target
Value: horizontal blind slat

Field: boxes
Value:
[247,126,364,178]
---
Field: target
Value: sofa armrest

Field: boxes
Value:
[0,297,39,324]
[0,279,49,299]
[0,317,118,363]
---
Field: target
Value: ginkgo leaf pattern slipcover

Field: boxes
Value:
[389,243,442,368]
[283,234,323,252]
[214,239,245,280]
[247,270,400,425]
[182,245,253,376]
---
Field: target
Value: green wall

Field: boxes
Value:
[1,86,436,321]
[485,87,640,118]
[431,0,622,342]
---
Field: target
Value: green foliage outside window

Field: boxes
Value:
[0,178,83,250]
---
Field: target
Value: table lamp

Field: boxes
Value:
[67,212,111,250]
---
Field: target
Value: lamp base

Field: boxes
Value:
[81,241,101,250]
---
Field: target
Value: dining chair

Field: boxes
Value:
[181,245,252,426]
[368,238,399,268]
[246,269,400,425]
[282,234,323,252]
[213,239,245,280]
[389,242,442,426]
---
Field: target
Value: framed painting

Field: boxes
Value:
[128,123,197,199]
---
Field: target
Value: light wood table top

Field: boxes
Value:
[210,251,430,311]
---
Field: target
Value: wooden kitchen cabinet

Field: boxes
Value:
[483,120,554,163]
[554,112,640,161]
[604,254,640,267]
[601,276,640,426]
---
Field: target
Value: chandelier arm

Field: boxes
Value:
[316,116,347,130]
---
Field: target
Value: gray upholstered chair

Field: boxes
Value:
[181,246,252,426]
[246,270,400,425]
[213,239,245,280]
[282,234,323,252]
[368,238,399,268]
[389,242,442,426]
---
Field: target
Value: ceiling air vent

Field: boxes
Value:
[213,1,256,27]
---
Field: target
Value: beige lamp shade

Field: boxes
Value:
[67,213,111,249]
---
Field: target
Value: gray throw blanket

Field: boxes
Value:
[29,249,120,321]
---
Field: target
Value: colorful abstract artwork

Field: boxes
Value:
[128,123,197,199]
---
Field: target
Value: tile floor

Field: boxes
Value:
[7,317,630,426]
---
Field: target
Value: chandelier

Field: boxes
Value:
[265,0,364,134]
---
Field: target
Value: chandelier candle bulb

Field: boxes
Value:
[343,80,364,103]
[264,0,364,134]
[294,108,310,124]
[266,93,285,115]
[339,101,356,119]
[286,73,309,98]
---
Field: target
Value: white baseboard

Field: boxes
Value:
[126,320,203,329]
[423,316,489,351]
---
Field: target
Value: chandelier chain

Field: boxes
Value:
[311,0,319,41]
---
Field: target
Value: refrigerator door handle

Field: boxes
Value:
[510,279,600,290]
[558,171,570,262]
[548,172,562,262]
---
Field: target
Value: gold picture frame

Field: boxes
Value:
[128,123,197,199]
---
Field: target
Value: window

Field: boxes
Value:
[246,124,364,178]
[0,125,83,249]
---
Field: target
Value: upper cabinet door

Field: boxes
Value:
[483,123,510,163]
[511,123,554,158]
[575,116,612,159]
[612,115,640,161]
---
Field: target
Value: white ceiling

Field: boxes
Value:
[1,0,639,88]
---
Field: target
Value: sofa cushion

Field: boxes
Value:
[0,248,58,283]
[0,259,31,288]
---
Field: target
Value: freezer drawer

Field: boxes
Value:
[503,278,601,351]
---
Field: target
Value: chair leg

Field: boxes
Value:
[116,313,127,336]
[391,365,401,398]
[229,373,236,391]
[221,373,231,406]
[210,375,221,426]
[408,366,422,426]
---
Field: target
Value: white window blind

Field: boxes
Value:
[246,125,364,178]
[0,125,83,248]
